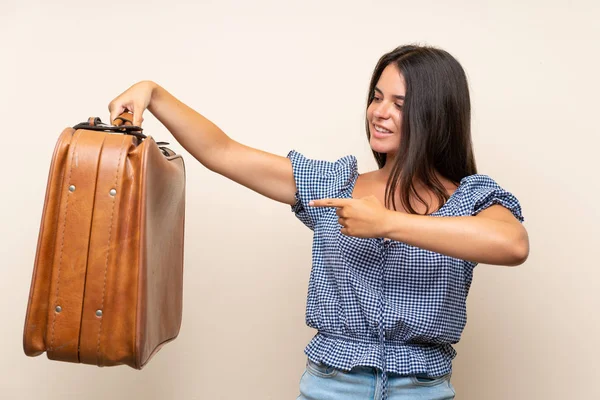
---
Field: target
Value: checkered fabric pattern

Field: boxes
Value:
[287,150,525,399]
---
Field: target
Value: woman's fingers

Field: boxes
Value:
[132,104,144,127]
[108,81,154,127]
[108,101,125,124]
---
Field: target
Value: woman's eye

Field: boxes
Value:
[395,104,403,110]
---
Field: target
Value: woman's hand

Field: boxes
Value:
[309,196,393,238]
[108,80,157,126]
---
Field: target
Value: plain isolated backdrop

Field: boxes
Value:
[1,1,599,399]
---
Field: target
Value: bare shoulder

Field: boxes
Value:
[352,170,387,200]
[358,170,381,180]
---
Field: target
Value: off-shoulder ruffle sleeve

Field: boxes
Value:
[287,150,358,230]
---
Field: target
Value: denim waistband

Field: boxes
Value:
[318,330,391,399]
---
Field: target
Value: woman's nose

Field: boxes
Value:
[373,102,391,119]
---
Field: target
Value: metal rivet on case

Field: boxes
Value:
[69,185,76,192]
[55,306,62,313]
[109,189,117,196]
[96,310,103,317]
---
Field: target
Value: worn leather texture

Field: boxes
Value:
[23,114,185,369]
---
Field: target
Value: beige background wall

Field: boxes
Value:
[1,0,598,399]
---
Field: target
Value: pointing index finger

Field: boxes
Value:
[309,198,351,208]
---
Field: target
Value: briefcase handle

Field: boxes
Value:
[73,112,173,155]
[72,112,146,140]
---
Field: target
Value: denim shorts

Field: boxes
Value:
[296,358,456,400]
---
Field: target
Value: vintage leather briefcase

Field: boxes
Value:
[23,113,185,369]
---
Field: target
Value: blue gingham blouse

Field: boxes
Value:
[287,150,524,389]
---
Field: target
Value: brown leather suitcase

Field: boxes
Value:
[23,113,186,369]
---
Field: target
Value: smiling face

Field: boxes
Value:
[366,63,405,160]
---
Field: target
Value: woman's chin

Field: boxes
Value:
[369,138,398,154]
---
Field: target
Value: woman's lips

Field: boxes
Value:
[371,123,394,139]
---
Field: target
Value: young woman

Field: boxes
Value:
[108,44,529,400]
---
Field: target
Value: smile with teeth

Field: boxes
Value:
[373,124,392,134]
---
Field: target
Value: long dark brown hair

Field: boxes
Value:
[365,44,477,214]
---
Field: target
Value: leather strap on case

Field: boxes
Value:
[46,129,106,363]
[78,133,135,366]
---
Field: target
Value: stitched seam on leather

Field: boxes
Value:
[49,130,81,352]
[96,136,127,362]
[25,133,67,351]
[76,134,106,363]
[132,144,146,368]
